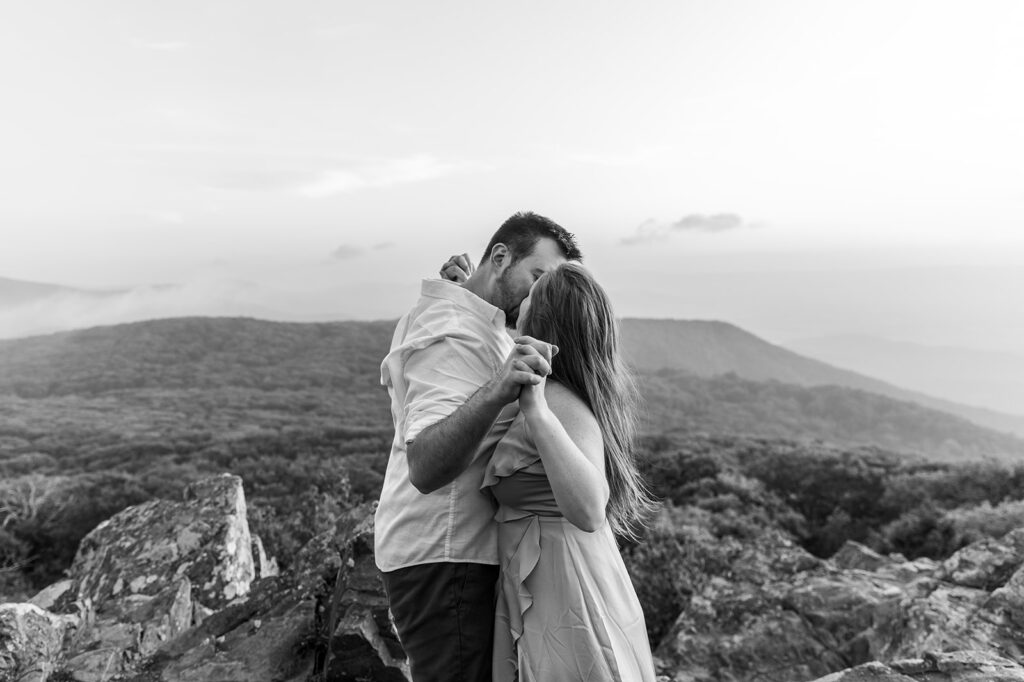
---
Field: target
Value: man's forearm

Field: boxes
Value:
[406,379,508,494]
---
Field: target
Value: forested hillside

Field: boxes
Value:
[3,317,1020,460]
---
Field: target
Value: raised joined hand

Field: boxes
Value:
[439,253,474,283]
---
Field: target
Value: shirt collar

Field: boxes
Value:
[420,279,508,328]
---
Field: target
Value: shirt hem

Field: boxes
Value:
[376,557,500,573]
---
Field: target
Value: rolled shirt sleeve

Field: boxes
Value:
[402,330,501,443]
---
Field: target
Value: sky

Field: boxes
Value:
[2,0,1023,352]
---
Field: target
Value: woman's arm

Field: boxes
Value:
[519,379,608,532]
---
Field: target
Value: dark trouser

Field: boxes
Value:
[382,562,499,682]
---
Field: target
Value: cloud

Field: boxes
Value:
[211,169,312,192]
[563,146,669,168]
[130,38,190,51]
[620,219,669,246]
[621,213,755,245]
[300,170,364,198]
[311,23,374,39]
[672,213,745,232]
[205,155,484,198]
[331,242,393,260]
[144,210,185,225]
[0,279,283,341]
[331,245,364,260]
[296,155,485,198]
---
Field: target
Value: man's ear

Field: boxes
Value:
[488,243,511,272]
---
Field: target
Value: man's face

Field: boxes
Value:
[495,238,565,329]
[514,279,540,336]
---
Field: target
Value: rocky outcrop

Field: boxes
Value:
[656,532,1024,682]
[0,474,408,682]
[67,474,256,614]
[316,510,408,682]
[10,471,1024,682]
[811,651,1024,681]
[0,603,74,682]
[136,502,408,682]
[44,474,257,680]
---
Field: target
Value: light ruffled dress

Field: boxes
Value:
[482,411,657,682]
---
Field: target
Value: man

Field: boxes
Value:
[377,212,583,681]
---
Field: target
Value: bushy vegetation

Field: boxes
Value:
[622,432,1024,643]
[0,426,391,590]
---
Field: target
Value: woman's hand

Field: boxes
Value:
[439,253,475,282]
[518,375,549,418]
[513,336,557,419]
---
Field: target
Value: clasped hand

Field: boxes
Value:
[491,336,556,409]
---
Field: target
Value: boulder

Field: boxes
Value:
[811,661,918,682]
[782,570,907,664]
[129,502,409,682]
[655,529,843,681]
[2,475,410,682]
[831,541,894,572]
[318,506,408,681]
[810,651,1024,681]
[47,474,256,680]
[135,575,317,682]
[656,520,1024,681]
[251,534,279,580]
[27,581,72,612]
[89,474,252,608]
[869,578,1012,662]
[936,528,1024,590]
[63,474,254,615]
[0,603,74,682]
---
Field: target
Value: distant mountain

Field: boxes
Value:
[785,334,1024,416]
[2,317,1023,462]
[620,318,1024,438]
[0,276,119,307]
[0,317,393,412]
[0,276,305,340]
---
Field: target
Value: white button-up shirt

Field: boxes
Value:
[375,279,516,572]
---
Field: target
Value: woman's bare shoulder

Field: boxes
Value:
[544,381,600,435]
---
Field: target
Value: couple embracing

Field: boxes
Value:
[376,212,658,682]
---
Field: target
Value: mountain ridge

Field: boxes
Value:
[786,333,1024,416]
[620,317,1024,438]
[1,316,1022,460]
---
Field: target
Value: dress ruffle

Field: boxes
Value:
[481,412,541,489]
[496,515,541,675]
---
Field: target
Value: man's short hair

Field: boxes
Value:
[480,211,582,265]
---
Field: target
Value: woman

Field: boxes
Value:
[483,262,659,681]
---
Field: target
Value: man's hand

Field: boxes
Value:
[405,336,556,494]
[439,253,475,283]
[485,336,558,405]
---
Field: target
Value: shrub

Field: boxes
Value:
[875,503,963,559]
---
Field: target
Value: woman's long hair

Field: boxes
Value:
[520,262,658,540]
